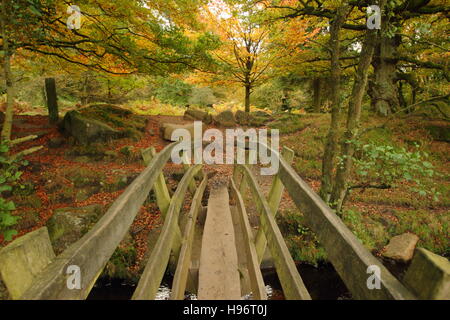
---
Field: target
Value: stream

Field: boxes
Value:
[87,263,352,300]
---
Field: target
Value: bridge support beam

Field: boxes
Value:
[255,146,294,263]
[142,147,171,218]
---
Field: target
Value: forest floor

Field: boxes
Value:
[0,111,448,292]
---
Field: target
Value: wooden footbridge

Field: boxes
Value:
[15,142,416,300]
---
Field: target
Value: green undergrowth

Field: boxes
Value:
[276,209,327,265]
[277,113,449,261]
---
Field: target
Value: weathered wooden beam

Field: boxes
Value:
[20,143,179,300]
[255,146,294,262]
[277,156,416,300]
[141,147,171,218]
[132,165,202,300]
[230,179,267,300]
[239,165,311,300]
[44,78,59,124]
[171,175,208,300]
[181,150,197,194]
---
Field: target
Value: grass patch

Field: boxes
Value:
[276,209,327,265]
[269,114,309,134]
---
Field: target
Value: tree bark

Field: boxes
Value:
[0,0,14,142]
[312,78,322,113]
[319,6,348,201]
[370,24,401,116]
[45,78,59,124]
[330,7,383,212]
[244,83,251,113]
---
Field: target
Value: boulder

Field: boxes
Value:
[160,122,195,141]
[184,109,212,124]
[426,125,450,142]
[47,137,65,148]
[46,204,102,254]
[0,227,55,299]
[214,110,236,127]
[403,248,450,300]
[63,110,120,145]
[382,233,419,263]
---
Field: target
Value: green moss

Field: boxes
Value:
[294,159,321,179]
[392,209,449,257]
[276,209,327,265]
[66,143,107,160]
[269,114,308,134]
[104,245,138,280]
[77,104,146,141]
[65,167,105,183]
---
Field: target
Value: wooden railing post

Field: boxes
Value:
[182,150,197,194]
[255,146,294,262]
[238,165,311,300]
[132,165,203,300]
[141,147,171,218]
[171,176,208,300]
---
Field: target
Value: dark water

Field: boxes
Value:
[261,263,352,300]
[88,263,351,300]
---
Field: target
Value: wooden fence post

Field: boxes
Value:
[141,147,171,218]
[44,78,59,124]
[255,146,294,263]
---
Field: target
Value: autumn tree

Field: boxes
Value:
[262,0,448,212]
[0,0,218,141]
[201,0,313,112]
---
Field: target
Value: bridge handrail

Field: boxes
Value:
[276,155,416,300]
[170,175,208,300]
[132,164,203,300]
[20,142,179,300]
[230,179,267,300]
[234,164,311,300]
[237,142,415,300]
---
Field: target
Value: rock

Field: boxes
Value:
[47,137,65,148]
[184,109,213,124]
[46,204,102,254]
[403,248,450,300]
[214,110,236,127]
[75,186,100,202]
[106,174,138,192]
[0,227,55,299]
[160,122,195,141]
[426,125,450,142]
[382,233,419,263]
[63,110,120,145]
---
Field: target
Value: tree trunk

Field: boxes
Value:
[398,81,407,111]
[281,87,290,112]
[244,84,251,113]
[319,7,348,201]
[330,13,382,213]
[0,0,14,142]
[371,25,401,116]
[45,78,59,124]
[312,78,322,113]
